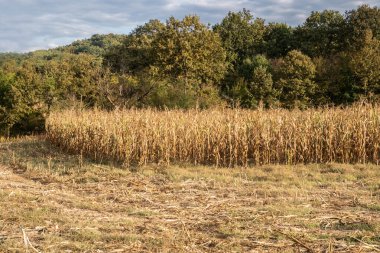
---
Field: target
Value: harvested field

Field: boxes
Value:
[0,136,379,252]
[47,104,380,167]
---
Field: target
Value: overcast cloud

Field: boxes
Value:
[0,0,378,52]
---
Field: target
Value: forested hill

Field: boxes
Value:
[0,4,379,136]
[0,34,126,62]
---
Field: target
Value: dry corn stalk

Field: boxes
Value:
[46,103,380,167]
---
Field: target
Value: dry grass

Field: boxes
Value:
[0,136,379,252]
[46,103,380,167]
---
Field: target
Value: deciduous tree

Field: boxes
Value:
[276,50,317,108]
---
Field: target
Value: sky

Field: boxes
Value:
[0,0,378,52]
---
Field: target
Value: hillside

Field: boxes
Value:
[0,33,126,65]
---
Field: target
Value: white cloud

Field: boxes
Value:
[0,0,378,52]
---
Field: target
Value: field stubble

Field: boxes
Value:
[0,137,379,252]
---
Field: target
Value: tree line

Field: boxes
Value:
[0,5,379,135]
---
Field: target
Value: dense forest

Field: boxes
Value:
[0,5,379,136]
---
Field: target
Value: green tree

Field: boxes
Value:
[152,15,227,94]
[276,50,317,108]
[349,31,380,96]
[58,34,126,56]
[250,66,276,107]
[40,53,105,107]
[0,71,16,135]
[313,54,357,105]
[104,20,165,74]
[0,53,25,67]
[294,10,345,57]
[104,16,227,109]
[230,55,276,108]
[263,23,294,58]
[0,60,49,135]
[346,5,380,51]
[214,9,266,104]
[102,20,167,108]
[214,9,265,66]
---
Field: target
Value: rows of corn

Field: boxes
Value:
[46,104,380,167]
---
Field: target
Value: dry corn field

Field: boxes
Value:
[46,103,380,167]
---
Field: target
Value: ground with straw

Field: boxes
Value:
[0,136,379,252]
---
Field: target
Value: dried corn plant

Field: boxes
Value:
[46,103,380,167]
